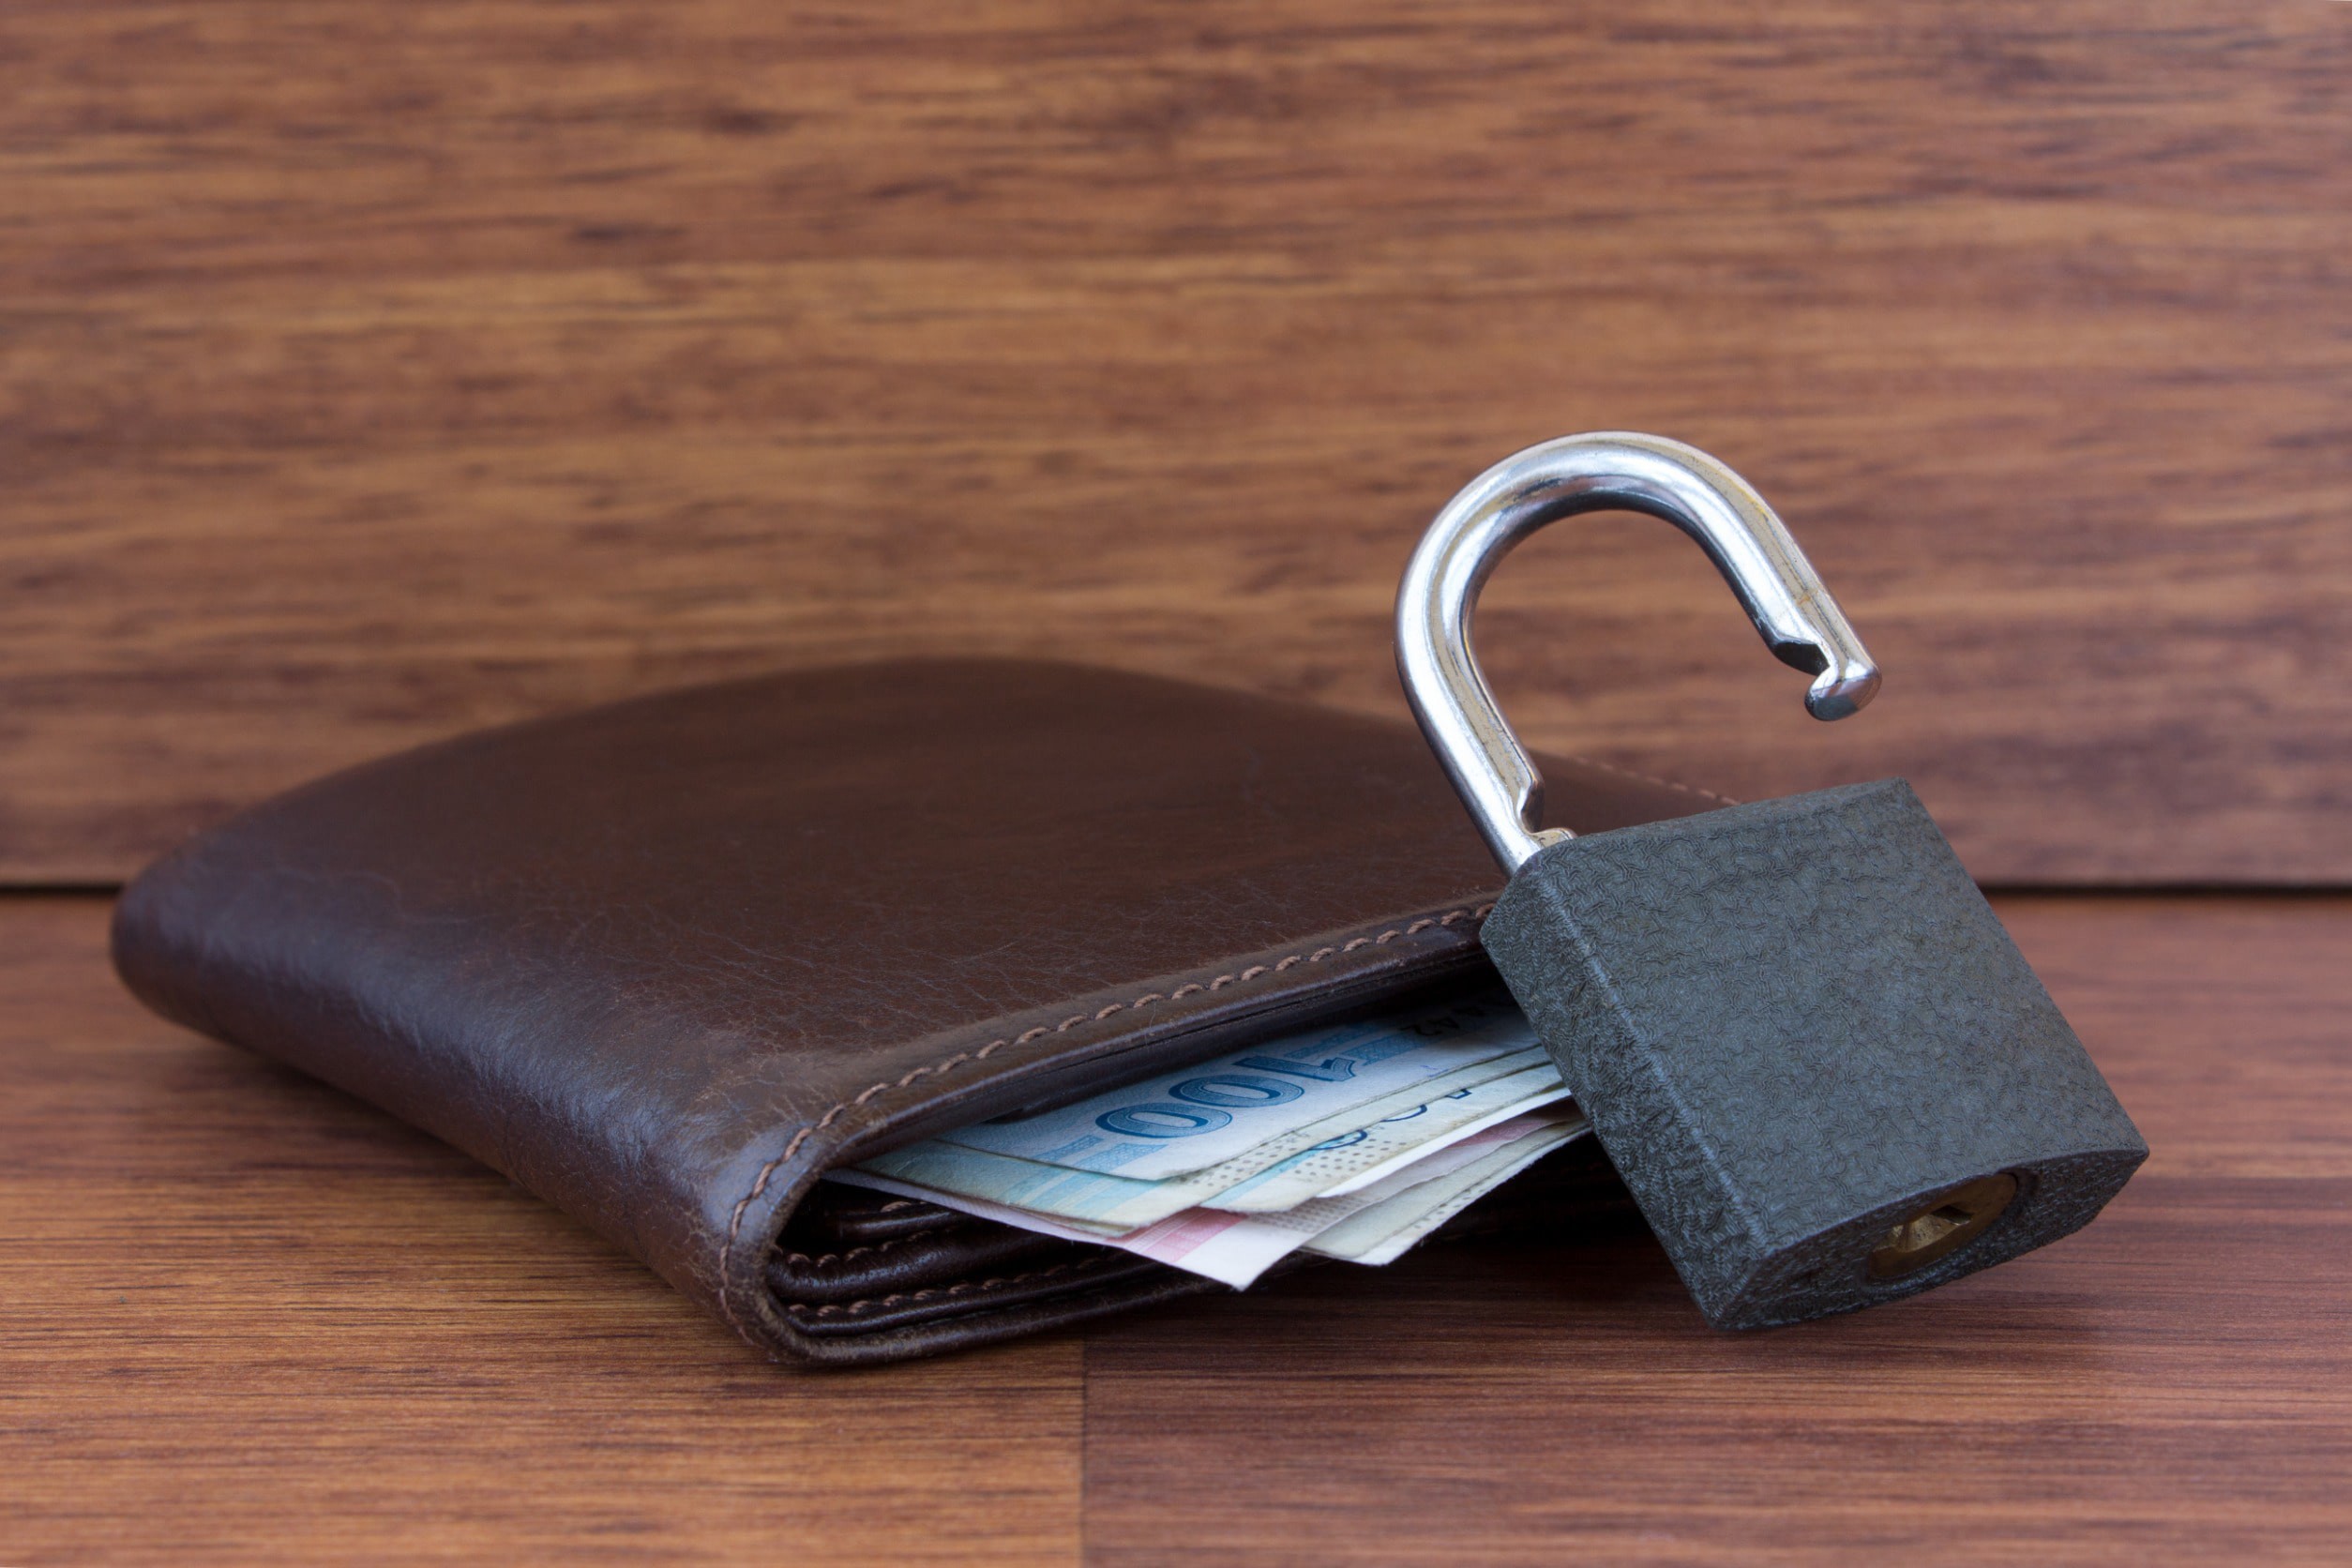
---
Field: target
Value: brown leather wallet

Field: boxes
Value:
[112,659,1713,1364]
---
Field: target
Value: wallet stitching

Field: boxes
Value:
[777,1199,945,1269]
[786,1259,1105,1319]
[787,1267,1228,1349]
[776,1237,910,1269]
[1553,751,1741,808]
[720,899,1499,1323]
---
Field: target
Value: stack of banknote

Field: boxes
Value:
[826,991,1586,1288]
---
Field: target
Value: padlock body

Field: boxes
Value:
[1483,778,2146,1329]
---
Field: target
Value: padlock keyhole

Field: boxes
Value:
[1868,1173,2019,1280]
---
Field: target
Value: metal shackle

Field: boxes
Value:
[1395,432,1881,873]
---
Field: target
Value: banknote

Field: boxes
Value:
[1200,1061,1569,1213]
[853,1045,1551,1231]
[1303,1113,1590,1266]
[1166,1046,1551,1197]
[934,989,1535,1180]
[827,1163,1333,1288]
[1134,1110,1585,1286]
[834,1108,1583,1288]
[824,992,1591,1289]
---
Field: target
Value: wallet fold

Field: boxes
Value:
[113,659,1715,1364]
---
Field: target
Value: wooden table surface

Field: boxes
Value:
[5,890,2345,1565]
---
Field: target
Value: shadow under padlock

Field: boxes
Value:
[1395,433,2148,1329]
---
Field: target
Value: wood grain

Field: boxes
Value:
[3,2,2347,884]
[1084,895,2352,1566]
[0,898,1083,1568]
[2,894,2344,1562]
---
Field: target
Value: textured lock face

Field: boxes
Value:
[1482,778,2147,1330]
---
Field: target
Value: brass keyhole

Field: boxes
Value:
[1868,1173,2019,1279]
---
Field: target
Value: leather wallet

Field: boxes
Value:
[113,659,1714,1364]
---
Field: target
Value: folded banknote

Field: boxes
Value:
[827,993,1590,1287]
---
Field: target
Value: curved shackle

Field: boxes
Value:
[1395,432,1880,873]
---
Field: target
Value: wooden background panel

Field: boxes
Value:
[0,897,1085,1567]
[1083,896,2352,1566]
[3,1,2347,883]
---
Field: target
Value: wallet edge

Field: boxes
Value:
[717,895,1504,1364]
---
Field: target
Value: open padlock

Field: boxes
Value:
[1397,433,2148,1328]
